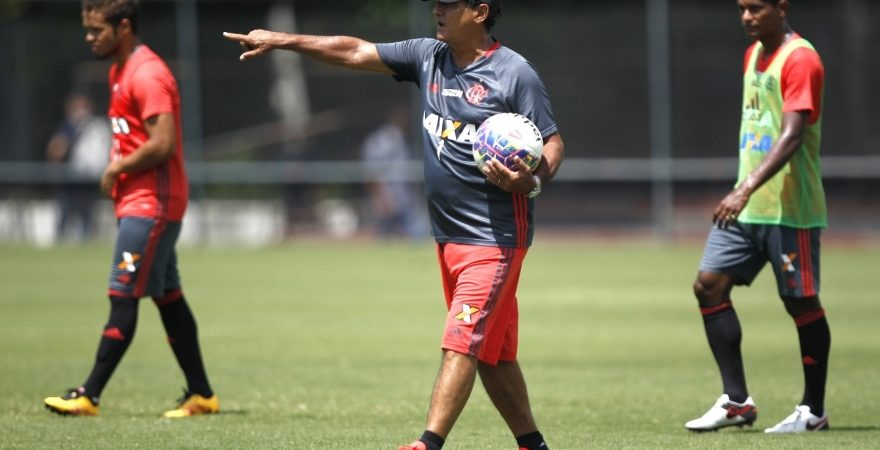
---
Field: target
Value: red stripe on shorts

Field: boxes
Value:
[513,194,528,248]
[468,247,512,357]
[132,219,167,298]
[798,229,816,297]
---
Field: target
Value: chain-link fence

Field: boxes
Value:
[1,0,877,244]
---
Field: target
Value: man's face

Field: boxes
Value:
[431,1,479,42]
[737,0,785,40]
[82,10,120,60]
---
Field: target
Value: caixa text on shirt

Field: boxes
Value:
[422,112,479,144]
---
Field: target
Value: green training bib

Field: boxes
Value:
[737,38,826,228]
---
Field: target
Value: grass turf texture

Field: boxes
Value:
[0,239,877,449]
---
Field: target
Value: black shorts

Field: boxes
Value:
[699,222,821,298]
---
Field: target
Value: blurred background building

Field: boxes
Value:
[0,0,877,246]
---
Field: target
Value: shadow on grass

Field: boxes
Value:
[826,425,880,432]
[687,425,880,434]
[212,409,248,416]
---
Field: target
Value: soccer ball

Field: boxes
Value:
[472,113,543,172]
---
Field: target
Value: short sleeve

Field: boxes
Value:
[376,38,442,85]
[781,47,824,124]
[130,63,176,121]
[512,61,558,139]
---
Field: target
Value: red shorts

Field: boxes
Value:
[436,243,527,365]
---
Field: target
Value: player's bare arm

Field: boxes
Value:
[101,113,176,196]
[485,132,564,195]
[535,133,565,183]
[222,30,393,74]
[714,110,808,227]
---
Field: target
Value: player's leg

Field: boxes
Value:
[400,244,529,450]
[55,188,73,241]
[45,217,161,415]
[686,224,763,431]
[425,350,479,437]
[398,349,476,450]
[479,360,548,450]
[477,309,535,437]
[43,294,139,416]
[693,271,748,402]
[80,296,140,397]
[474,256,548,450]
[157,287,219,418]
[142,221,217,418]
[781,294,829,416]
[155,288,216,405]
[86,217,163,399]
[438,245,548,449]
[764,227,829,433]
[400,244,479,450]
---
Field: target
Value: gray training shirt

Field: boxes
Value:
[377,38,558,248]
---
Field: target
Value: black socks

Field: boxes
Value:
[81,293,214,400]
[701,302,831,416]
[517,431,549,449]
[416,429,547,450]
[700,302,749,403]
[83,296,139,398]
[155,293,213,398]
[794,309,830,416]
[419,430,444,450]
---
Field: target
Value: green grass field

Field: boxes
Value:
[1,238,878,449]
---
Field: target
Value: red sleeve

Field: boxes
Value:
[130,61,177,121]
[781,47,824,124]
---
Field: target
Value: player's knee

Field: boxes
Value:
[781,295,821,318]
[152,289,183,308]
[693,272,733,306]
[692,278,717,304]
[108,296,139,326]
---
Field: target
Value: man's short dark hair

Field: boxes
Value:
[82,0,140,35]
[465,0,503,31]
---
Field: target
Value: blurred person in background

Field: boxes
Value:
[224,0,563,448]
[43,0,218,418]
[45,92,110,242]
[685,0,830,434]
[360,103,424,240]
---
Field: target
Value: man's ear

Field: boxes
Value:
[778,0,789,20]
[117,17,133,37]
[475,3,490,25]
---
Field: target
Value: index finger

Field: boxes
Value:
[222,32,248,42]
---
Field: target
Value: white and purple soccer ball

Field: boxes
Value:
[472,113,543,172]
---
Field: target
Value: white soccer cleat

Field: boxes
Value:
[685,394,758,432]
[764,405,828,433]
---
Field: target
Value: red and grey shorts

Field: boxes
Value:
[436,242,527,365]
[108,216,183,301]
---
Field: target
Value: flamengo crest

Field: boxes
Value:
[466,83,488,105]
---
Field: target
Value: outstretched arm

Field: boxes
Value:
[714,110,808,227]
[223,29,393,74]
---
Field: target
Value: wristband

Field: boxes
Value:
[527,175,542,198]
